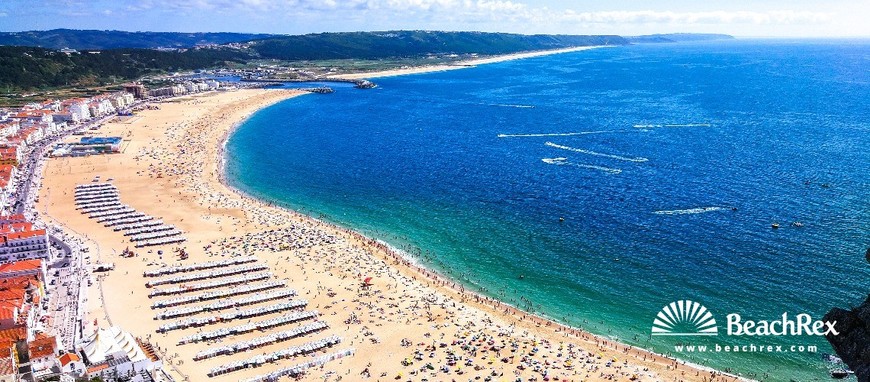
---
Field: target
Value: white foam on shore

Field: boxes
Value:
[498,130,621,138]
[545,142,649,163]
[542,157,622,174]
[653,206,727,215]
[633,123,712,128]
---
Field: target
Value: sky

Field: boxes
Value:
[0,0,867,37]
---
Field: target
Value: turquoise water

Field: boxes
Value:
[225,40,870,380]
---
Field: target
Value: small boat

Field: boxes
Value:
[830,369,853,379]
[792,221,804,227]
[559,217,565,222]
[771,223,780,229]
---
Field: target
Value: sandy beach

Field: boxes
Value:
[334,46,607,79]
[33,81,738,382]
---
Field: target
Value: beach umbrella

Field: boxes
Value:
[363,277,373,285]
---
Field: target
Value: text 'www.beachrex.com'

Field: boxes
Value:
[674,344,818,353]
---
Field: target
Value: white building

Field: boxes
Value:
[0,122,19,140]
[109,93,135,110]
[205,79,220,90]
[0,220,50,264]
[59,353,85,378]
[88,98,116,118]
[81,327,164,382]
[68,101,91,121]
[29,335,60,379]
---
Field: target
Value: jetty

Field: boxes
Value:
[299,87,334,94]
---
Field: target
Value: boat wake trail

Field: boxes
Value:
[488,103,535,109]
[541,157,622,174]
[545,142,649,163]
[653,206,727,215]
[498,131,622,138]
[633,123,712,128]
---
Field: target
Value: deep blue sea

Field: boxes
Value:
[225,40,870,381]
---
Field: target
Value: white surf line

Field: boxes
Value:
[541,157,622,174]
[652,206,728,215]
[498,130,623,138]
[633,123,712,128]
[545,142,649,163]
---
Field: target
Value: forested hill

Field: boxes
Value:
[0,29,275,50]
[0,46,249,89]
[0,30,630,90]
[249,31,628,60]
[0,29,629,54]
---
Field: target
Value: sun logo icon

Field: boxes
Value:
[651,300,718,336]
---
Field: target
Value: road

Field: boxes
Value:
[9,113,120,350]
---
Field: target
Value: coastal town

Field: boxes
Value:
[0,79,234,382]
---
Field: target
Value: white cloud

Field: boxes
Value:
[555,10,833,25]
[168,0,832,26]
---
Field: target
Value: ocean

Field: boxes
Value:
[225,39,870,380]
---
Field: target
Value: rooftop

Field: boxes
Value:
[58,352,80,367]
[0,260,42,275]
[0,356,13,376]
[28,335,57,359]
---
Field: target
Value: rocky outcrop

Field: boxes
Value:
[825,293,870,381]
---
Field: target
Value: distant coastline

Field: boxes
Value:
[332,46,609,79]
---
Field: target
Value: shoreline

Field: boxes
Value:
[216,94,747,380]
[38,87,740,381]
[332,45,610,79]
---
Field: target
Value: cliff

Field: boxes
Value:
[825,293,870,381]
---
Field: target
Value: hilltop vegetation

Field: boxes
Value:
[0,46,249,90]
[0,29,274,50]
[0,30,632,91]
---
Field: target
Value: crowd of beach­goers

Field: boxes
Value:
[203,227,337,257]
[34,89,740,382]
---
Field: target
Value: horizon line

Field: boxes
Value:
[0,28,868,39]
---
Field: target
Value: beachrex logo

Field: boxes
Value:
[727,313,838,336]
[652,300,718,336]
[651,300,838,337]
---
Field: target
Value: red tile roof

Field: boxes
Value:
[0,229,46,243]
[87,363,109,373]
[0,356,14,376]
[58,352,80,367]
[0,307,16,321]
[28,336,56,359]
[0,223,34,234]
[0,260,41,275]
[0,327,25,344]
